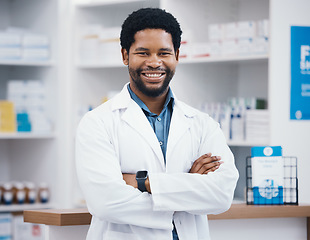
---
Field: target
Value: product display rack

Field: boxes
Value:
[246,156,298,205]
[0,0,61,214]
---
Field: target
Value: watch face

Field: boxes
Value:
[136,170,148,179]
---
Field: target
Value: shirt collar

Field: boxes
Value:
[127,84,174,115]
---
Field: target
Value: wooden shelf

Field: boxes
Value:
[24,208,91,226]
[24,204,310,226]
[208,203,310,220]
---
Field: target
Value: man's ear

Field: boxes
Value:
[175,49,180,62]
[121,48,129,65]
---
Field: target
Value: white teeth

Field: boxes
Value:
[145,73,162,78]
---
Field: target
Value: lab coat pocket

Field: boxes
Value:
[104,224,139,240]
[104,231,138,240]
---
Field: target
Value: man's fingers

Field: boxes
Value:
[190,153,211,173]
[203,164,221,174]
[191,155,222,174]
[196,160,222,174]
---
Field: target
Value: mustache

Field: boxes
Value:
[137,67,168,74]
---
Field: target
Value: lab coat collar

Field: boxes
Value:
[111,83,197,118]
[111,83,197,169]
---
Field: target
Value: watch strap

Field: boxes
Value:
[137,177,147,192]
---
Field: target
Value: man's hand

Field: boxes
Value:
[122,153,221,192]
[123,174,138,188]
[123,174,151,193]
[189,153,223,174]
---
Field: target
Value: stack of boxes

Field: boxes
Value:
[201,97,269,143]
[5,80,52,133]
[180,19,269,59]
[245,109,269,143]
[79,25,121,65]
[0,28,50,61]
[0,214,44,240]
[0,101,16,133]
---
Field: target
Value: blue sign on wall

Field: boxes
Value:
[291,26,310,120]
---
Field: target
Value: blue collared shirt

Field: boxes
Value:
[127,85,178,239]
[127,84,174,163]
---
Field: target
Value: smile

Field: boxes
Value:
[143,73,165,78]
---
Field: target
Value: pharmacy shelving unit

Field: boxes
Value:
[0,0,63,212]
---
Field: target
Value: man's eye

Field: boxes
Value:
[159,52,172,56]
[136,52,148,55]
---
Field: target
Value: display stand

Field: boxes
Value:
[246,156,298,205]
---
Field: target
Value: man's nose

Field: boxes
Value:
[145,54,162,68]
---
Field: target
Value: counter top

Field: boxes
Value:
[24,204,310,226]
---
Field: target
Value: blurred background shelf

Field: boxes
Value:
[0,60,55,67]
[75,0,146,8]
[0,132,56,139]
[0,203,53,213]
[179,54,269,64]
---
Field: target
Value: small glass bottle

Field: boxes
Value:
[38,182,49,203]
[24,182,36,204]
[15,182,26,204]
[0,183,3,204]
[3,182,14,205]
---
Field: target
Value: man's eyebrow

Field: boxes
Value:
[159,48,173,52]
[134,47,149,51]
[133,47,173,52]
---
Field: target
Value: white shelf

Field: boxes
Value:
[0,132,56,139]
[75,54,268,69]
[76,61,125,68]
[0,203,53,213]
[227,140,269,147]
[75,0,146,7]
[179,54,269,64]
[0,60,54,67]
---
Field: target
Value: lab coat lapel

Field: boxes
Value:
[121,99,166,169]
[167,102,193,158]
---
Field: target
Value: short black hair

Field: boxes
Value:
[120,8,182,53]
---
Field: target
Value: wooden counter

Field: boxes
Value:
[24,204,310,240]
[24,203,310,225]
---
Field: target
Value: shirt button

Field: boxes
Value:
[157,117,161,121]
[159,141,163,146]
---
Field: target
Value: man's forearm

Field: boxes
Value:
[122,173,152,193]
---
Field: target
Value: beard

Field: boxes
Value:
[128,66,175,97]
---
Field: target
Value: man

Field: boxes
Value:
[76,8,239,240]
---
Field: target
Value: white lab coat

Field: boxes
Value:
[76,83,239,240]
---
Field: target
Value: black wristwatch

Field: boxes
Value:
[136,170,148,192]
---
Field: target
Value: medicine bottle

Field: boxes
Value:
[3,182,14,205]
[15,182,26,204]
[0,183,3,204]
[38,182,49,203]
[25,182,36,204]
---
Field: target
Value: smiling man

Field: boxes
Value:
[76,8,239,240]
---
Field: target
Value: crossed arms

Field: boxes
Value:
[123,153,223,193]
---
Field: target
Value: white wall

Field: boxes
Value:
[269,0,310,204]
